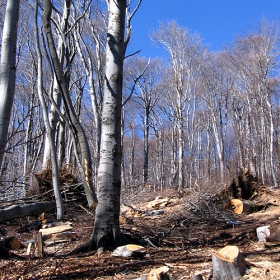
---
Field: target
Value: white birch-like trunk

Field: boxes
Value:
[42,78,61,168]
[34,0,64,220]
[212,115,224,182]
[43,0,97,207]
[266,96,278,188]
[178,112,184,192]
[90,0,126,251]
[0,0,20,169]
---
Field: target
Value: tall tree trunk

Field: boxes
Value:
[143,107,149,184]
[34,0,64,219]
[0,0,20,169]
[266,96,278,188]
[90,0,126,252]
[43,0,97,207]
[178,114,184,192]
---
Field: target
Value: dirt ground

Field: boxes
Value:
[1,180,280,279]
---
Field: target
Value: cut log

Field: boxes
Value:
[0,236,21,250]
[39,224,72,235]
[147,266,170,280]
[38,213,53,221]
[225,199,258,214]
[212,245,248,280]
[147,198,171,209]
[51,232,76,240]
[44,231,76,246]
[34,232,43,258]
[0,202,55,223]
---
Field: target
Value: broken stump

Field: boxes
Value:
[212,245,248,280]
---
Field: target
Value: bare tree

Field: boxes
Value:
[34,0,64,219]
[151,21,205,191]
[43,0,98,207]
[86,0,142,254]
[127,58,162,184]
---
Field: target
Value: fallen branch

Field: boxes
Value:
[0,201,55,222]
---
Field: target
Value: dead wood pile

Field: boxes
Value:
[34,164,78,193]
[32,164,86,203]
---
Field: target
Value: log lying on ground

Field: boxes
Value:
[212,245,248,280]
[0,202,55,223]
[0,236,21,250]
[39,223,72,235]
[0,236,22,259]
[226,199,258,214]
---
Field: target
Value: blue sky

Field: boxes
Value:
[128,0,280,58]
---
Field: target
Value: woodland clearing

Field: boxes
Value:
[1,174,280,279]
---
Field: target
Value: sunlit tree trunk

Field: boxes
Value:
[34,0,64,219]
[266,93,278,188]
[0,0,20,169]
[90,0,126,252]
[43,0,97,207]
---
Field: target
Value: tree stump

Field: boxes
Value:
[265,221,280,246]
[212,245,248,280]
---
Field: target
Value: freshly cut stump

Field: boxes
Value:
[212,245,247,280]
[226,199,258,214]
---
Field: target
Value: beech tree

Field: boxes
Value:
[0,0,20,170]
[151,21,205,191]
[86,0,142,253]
[127,58,163,184]
[34,0,63,219]
[43,0,98,207]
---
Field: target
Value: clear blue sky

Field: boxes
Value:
[128,0,280,58]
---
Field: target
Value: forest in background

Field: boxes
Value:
[0,0,280,202]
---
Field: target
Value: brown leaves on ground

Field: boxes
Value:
[1,175,280,279]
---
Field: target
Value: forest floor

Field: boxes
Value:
[1,176,280,279]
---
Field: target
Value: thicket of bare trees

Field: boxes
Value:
[0,2,280,214]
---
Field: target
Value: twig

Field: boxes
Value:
[77,204,95,217]
[144,236,159,249]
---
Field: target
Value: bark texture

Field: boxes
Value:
[0,202,55,223]
[43,0,97,207]
[90,0,126,250]
[34,0,64,219]
[0,0,20,169]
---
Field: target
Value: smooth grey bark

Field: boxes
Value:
[43,0,97,207]
[0,201,55,223]
[90,0,126,251]
[265,91,278,188]
[74,26,103,185]
[34,0,64,220]
[0,0,20,170]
